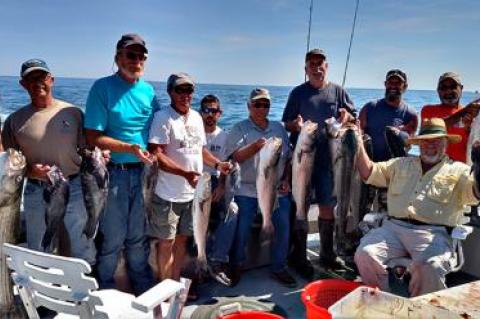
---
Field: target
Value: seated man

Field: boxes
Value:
[354,118,480,297]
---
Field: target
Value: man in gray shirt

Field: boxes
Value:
[226,88,296,287]
[282,49,355,274]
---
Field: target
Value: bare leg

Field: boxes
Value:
[157,238,174,281]
[172,235,189,281]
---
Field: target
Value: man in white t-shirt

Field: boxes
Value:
[148,73,231,284]
[198,95,237,286]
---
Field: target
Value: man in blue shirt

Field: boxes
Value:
[359,69,417,212]
[84,34,157,295]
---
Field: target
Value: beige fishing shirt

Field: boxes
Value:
[366,156,478,227]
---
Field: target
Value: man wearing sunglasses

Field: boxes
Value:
[197,94,236,286]
[148,74,231,287]
[282,49,356,276]
[84,34,158,295]
[421,72,480,163]
[225,88,296,288]
[2,59,96,265]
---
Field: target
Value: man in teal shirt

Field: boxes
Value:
[84,34,158,294]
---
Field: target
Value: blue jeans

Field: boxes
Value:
[208,176,238,264]
[23,175,96,264]
[231,195,291,272]
[96,166,153,295]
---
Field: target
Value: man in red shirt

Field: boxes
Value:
[421,72,480,162]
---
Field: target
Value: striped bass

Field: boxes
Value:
[193,172,212,271]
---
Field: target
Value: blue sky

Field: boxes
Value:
[1,0,479,90]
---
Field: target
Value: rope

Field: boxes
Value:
[342,0,361,88]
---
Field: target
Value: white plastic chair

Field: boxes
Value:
[2,243,190,319]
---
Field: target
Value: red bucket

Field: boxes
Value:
[219,311,284,319]
[301,279,363,319]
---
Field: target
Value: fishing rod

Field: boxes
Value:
[305,0,313,82]
[342,0,361,88]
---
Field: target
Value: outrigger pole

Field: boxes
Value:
[342,0,361,88]
[305,0,314,82]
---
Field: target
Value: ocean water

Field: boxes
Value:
[1,75,478,129]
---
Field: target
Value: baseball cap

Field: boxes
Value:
[20,59,51,78]
[386,69,407,83]
[249,88,271,102]
[305,48,327,61]
[116,33,148,53]
[438,72,462,86]
[167,73,195,92]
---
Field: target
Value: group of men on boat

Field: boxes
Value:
[1,33,480,302]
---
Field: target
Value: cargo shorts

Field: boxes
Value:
[147,195,193,239]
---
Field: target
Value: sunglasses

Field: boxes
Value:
[23,73,51,83]
[174,86,194,95]
[252,102,270,109]
[438,84,459,91]
[124,51,148,61]
[201,107,221,115]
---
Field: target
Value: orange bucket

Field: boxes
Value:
[301,279,363,319]
[219,311,284,319]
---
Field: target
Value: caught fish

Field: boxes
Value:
[0,149,27,316]
[256,137,282,235]
[142,159,159,219]
[80,147,109,238]
[466,98,480,165]
[292,120,318,227]
[193,172,212,271]
[42,166,70,252]
[326,118,360,257]
[224,161,241,220]
[471,141,480,190]
[384,126,408,158]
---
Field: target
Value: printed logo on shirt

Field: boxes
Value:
[210,144,222,152]
[392,118,404,127]
[179,125,203,154]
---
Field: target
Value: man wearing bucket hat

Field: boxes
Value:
[421,72,480,163]
[354,118,480,296]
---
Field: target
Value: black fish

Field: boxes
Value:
[81,147,109,238]
[42,166,70,252]
[384,126,408,158]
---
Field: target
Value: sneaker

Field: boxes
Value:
[209,263,232,287]
[271,269,297,288]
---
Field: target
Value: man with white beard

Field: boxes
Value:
[354,118,480,297]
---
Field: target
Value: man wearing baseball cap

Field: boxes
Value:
[148,73,231,292]
[358,69,418,216]
[2,59,96,264]
[421,72,480,163]
[84,33,158,294]
[282,48,356,275]
[354,117,480,296]
[224,88,296,287]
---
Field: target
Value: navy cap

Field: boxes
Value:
[20,59,51,78]
[116,33,148,53]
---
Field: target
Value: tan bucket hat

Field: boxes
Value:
[406,118,461,145]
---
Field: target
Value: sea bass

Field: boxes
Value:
[384,126,408,158]
[80,147,109,239]
[467,98,480,165]
[0,149,27,317]
[292,120,318,226]
[326,118,360,257]
[193,172,212,271]
[256,137,282,235]
[224,161,241,220]
[142,159,159,219]
[42,166,70,252]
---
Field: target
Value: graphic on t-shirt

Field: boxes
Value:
[180,125,203,154]
[392,118,404,127]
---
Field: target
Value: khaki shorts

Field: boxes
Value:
[147,195,193,239]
